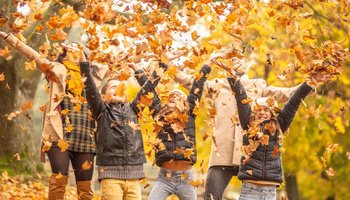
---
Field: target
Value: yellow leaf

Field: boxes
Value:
[55,172,63,179]
[24,60,37,71]
[57,139,69,152]
[65,124,74,133]
[61,109,69,115]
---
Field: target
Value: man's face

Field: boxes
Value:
[105,80,127,103]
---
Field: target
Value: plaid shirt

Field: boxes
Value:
[60,89,96,153]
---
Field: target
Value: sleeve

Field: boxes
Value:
[187,64,211,115]
[131,80,162,116]
[262,84,300,103]
[134,62,168,87]
[277,82,313,133]
[3,34,60,79]
[228,77,251,130]
[79,61,105,120]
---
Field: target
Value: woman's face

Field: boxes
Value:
[167,92,186,112]
[254,106,272,123]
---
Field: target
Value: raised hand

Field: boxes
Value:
[61,43,86,63]
[307,71,334,88]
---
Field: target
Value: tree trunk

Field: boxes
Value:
[285,174,300,200]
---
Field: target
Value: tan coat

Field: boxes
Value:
[3,34,104,162]
[174,71,297,167]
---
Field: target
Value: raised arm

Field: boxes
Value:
[131,79,161,116]
[277,82,312,133]
[134,62,168,87]
[0,32,52,72]
[262,84,299,103]
[187,64,211,115]
[228,77,251,130]
[79,61,105,120]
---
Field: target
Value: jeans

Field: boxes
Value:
[101,179,141,200]
[204,166,239,200]
[239,182,276,200]
[148,168,197,200]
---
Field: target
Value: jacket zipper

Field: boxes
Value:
[262,145,267,180]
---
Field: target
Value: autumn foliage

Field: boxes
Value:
[1,0,350,199]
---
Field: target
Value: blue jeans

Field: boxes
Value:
[148,168,197,200]
[239,182,276,200]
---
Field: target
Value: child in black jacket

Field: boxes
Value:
[145,64,211,200]
[79,59,159,199]
[225,68,332,200]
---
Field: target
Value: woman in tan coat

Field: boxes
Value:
[0,31,105,200]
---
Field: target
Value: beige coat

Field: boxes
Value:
[174,71,297,167]
[3,34,104,162]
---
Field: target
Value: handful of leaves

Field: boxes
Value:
[297,41,350,79]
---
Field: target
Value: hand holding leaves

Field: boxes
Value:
[307,71,334,88]
[61,43,86,64]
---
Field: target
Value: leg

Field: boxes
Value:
[176,170,197,200]
[70,152,95,200]
[238,182,265,200]
[124,179,142,200]
[46,146,70,200]
[204,166,238,200]
[101,179,125,200]
[148,179,174,200]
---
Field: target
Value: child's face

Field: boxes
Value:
[254,106,272,123]
[167,92,186,112]
[105,80,127,103]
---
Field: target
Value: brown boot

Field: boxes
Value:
[76,181,93,200]
[48,173,68,200]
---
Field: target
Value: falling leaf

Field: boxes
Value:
[241,98,252,104]
[57,139,69,152]
[128,121,141,131]
[21,102,33,111]
[246,170,253,176]
[13,153,20,161]
[81,161,92,170]
[181,173,188,180]
[272,145,279,157]
[140,178,150,189]
[55,172,63,179]
[0,73,5,81]
[65,124,74,133]
[61,109,69,115]
[326,167,335,177]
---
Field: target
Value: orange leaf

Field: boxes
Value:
[81,161,92,170]
[0,73,5,81]
[21,102,33,111]
[24,60,37,71]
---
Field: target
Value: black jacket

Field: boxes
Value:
[141,64,211,167]
[80,62,153,166]
[228,77,313,183]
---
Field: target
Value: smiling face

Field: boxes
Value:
[167,90,188,113]
[104,80,127,103]
[254,106,272,123]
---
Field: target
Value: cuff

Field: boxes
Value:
[200,64,211,75]
[79,61,91,74]
[134,69,144,75]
